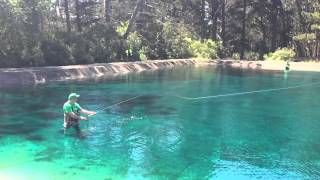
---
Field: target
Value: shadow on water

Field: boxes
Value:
[25,134,45,142]
[33,111,61,120]
[0,109,59,142]
[0,120,49,137]
[34,146,61,162]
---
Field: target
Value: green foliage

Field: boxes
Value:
[84,23,119,63]
[115,22,147,61]
[139,47,148,61]
[293,33,316,42]
[162,22,194,59]
[311,24,320,31]
[232,53,240,60]
[41,38,73,66]
[304,12,320,21]
[2,0,320,67]
[161,22,221,59]
[127,31,143,60]
[116,21,129,36]
[127,32,142,51]
[244,51,260,61]
[71,37,95,65]
[264,48,296,61]
[187,38,220,59]
[294,3,320,59]
[21,43,44,67]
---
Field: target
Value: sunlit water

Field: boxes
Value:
[1,66,320,179]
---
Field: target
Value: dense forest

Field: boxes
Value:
[0,0,320,68]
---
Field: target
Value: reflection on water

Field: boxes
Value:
[0,67,320,179]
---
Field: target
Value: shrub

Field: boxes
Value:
[127,31,143,60]
[41,38,73,66]
[139,47,148,61]
[21,43,44,67]
[264,48,296,61]
[232,53,240,60]
[115,22,146,61]
[70,37,94,64]
[84,23,119,63]
[311,24,320,31]
[293,33,316,42]
[187,38,220,59]
[244,51,260,61]
[162,22,194,58]
[162,22,221,59]
[116,21,129,36]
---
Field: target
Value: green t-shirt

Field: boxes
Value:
[63,101,82,115]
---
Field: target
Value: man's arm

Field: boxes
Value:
[67,112,87,120]
[80,109,97,116]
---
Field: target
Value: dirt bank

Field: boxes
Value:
[1,59,319,87]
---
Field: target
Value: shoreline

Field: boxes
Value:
[201,60,320,72]
[1,59,319,87]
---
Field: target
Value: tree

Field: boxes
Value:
[221,0,226,46]
[63,0,71,32]
[105,0,112,23]
[1,0,320,68]
[75,0,82,32]
[123,0,145,39]
[200,0,206,40]
[211,0,219,40]
[270,0,279,51]
[240,0,247,60]
[293,1,320,59]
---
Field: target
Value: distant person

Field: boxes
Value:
[63,93,96,134]
[285,61,290,71]
[284,61,290,81]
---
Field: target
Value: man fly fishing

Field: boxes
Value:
[63,93,96,134]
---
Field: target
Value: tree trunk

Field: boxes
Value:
[211,0,218,40]
[316,41,319,60]
[294,42,305,58]
[31,6,41,34]
[221,0,226,46]
[64,0,71,32]
[295,0,307,32]
[278,1,289,48]
[271,0,279,51]
[200,0,206,40]
[240,0,247,60]
[316,32,320,60]
[307,43,313,58]
[259,16,267,59]
[75,0,82,32]
[104,0,112,23]
[123,0,145,39]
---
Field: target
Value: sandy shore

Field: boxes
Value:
[200,60,320,72]
[0,59,319,87]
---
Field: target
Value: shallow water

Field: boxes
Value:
[1,66,320,179]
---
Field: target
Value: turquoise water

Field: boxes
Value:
[1,66,320,179]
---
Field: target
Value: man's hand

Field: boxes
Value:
[80,116,88,121]
[81,109,97,117]
[90,111,97,116]
[88,112,97,117]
